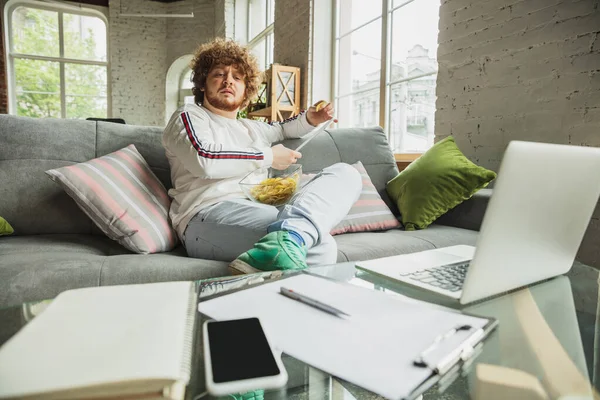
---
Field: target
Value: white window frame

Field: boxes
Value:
[165,54,193,123]
[246,0,274,71]
[332,0,438,153]
[179,67,194,106]
[4,0,110,118]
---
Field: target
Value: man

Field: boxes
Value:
[163,38,361,273]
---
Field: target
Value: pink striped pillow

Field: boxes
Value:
[330,161,401,235]
[46,144,178,254]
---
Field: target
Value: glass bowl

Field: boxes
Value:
[239,164,303,206]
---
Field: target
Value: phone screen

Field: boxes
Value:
[207,318,281,383]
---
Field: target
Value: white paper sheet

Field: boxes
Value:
[198,274,490,399]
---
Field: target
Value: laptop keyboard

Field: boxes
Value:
[404,262,470,292]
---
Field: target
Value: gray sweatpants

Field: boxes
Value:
[183,163,362,266]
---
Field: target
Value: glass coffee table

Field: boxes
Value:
[0,261,598,399]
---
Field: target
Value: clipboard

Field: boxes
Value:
[197,271,498,400]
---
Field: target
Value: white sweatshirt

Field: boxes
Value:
[162,103,315,239]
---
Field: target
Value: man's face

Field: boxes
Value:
[203,64,246,112]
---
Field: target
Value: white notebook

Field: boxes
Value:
[0,281,196,400]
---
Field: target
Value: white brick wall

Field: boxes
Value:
[436,0,600,267]
[166,0,215,68]
[109,0,168,126]
[109,0,216,126]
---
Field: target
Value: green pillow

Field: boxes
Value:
[0,216,14,236]
[386,136,497,230]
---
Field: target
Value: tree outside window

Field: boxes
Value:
[8,3,108,119]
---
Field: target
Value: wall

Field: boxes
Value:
[274,0,312,109]
[166,0,215,68]
[436,0,600,267]
[1,0,219,125]
[109,0,167,126]
[109,0,216,126]
[214,0,235,39]
[0,13,7,114]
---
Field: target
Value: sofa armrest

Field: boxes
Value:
[435,188,493,231]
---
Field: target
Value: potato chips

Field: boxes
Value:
[250,176,298,206]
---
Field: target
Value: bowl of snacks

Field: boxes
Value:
[240,164,303,206]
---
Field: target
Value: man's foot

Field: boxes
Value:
[226,389,264,400]
[229,231,308,275]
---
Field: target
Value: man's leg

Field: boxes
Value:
[231,163,362,273]
[184,199,278,262]
[184,199,336,267]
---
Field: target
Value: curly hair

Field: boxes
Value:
[189,38,261,109]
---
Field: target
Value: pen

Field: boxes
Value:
[279,287,350,318]
[413,324,472,368]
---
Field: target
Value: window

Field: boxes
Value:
[179,68,194,106]
[334,0,439,153]
[165,54,193,123]
[6,1,108,119]
[247,0,274,71]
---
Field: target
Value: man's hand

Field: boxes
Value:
[306,100,337,127]
[271,144,302,170]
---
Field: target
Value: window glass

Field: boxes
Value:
[337,89,380,129]
[337,20,381,98]
[251,38,267,71]
[12,7,59,57]
[9,4,108,119]
[249,0,268,38]
[64,13,107,61]
[65,63,107,118]
[339,0,382,35]
[14,58,61,118]
[389,79,436,152]
[391,0,438,73]
[248,0,274,72]
[335,0,439,153]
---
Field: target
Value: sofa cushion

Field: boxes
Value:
[0,234,230,308]
[289,126,400,214]
[330,161,400,235]
[0,217,13,236]
[335,224,478,262]
[0,116,98,236]
[386,136,496,230]
[99,253,229,286]
[95,121,172,190]
[46,145,178,254]
[0,234,132,256]
[0,252,105,309]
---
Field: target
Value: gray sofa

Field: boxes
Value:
[0,114,490,309]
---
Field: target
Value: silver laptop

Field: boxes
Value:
[356,140,600,304]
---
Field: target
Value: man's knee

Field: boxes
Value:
[326,162,362,193]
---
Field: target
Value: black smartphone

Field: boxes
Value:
[203,317,288,396]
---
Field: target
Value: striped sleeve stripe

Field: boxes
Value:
[269,110,306,126]
[180,112,264,160]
